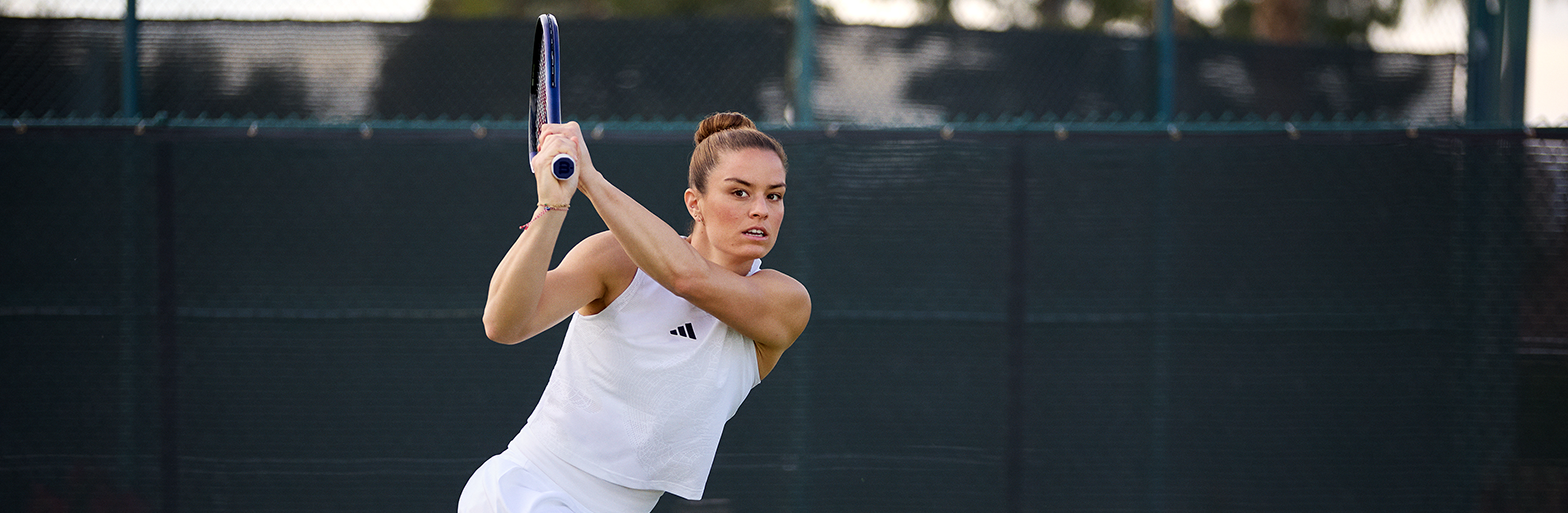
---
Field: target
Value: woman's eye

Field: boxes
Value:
[732,190,748,198]
[768,194,783,201]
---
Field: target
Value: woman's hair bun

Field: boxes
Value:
[694,112,757,145]
[686,110,786,198]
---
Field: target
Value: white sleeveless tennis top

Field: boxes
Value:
[510,260,763,501]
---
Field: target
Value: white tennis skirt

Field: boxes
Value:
[458,445,662,513]
[458,449,586,513]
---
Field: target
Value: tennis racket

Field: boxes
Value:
[530,14,574,180]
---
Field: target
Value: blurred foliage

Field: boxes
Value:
[1206,0,1405,45]
[429,0,1418,46]
[426,0,790,19]
[928,0,1410,46]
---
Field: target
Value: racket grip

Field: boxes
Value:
[550,154,576,180]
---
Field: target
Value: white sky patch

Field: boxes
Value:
[823,0,924,26]
[1367,0,1467,54]
[1064,0,1094,28]
[953,0,1009,30]
[0,0,429,21]
[952,0,1041,30]
[1526,0,1568,125]
[1176,0,1223,27]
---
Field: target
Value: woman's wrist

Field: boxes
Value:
[575,170,611,206]
[520,203,568,230]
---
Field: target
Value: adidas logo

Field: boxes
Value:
[669,322,696,340]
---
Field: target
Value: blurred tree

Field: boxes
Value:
[426,0,790,19]
[910,0,1413,46]
[430,0,1420,46]
[1218,0,1403,45]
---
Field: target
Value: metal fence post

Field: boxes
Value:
[1468,0,1500,125]
[1501,0,1530,124]
[1469,0,1530,126]
[1004,134,1029,512]
[121,0,140,118]
[1155,0,1176,122]
[1149,142,1174,513]
[154,141,178,513]
[791,0,815,126]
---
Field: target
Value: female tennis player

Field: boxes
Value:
[459,112,810,513]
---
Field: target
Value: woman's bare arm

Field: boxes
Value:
[480,133,630,345]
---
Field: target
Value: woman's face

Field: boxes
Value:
[689,147,787,262]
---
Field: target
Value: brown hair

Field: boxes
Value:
[688,112,787,193]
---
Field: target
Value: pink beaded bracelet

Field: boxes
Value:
[520,204,569,230]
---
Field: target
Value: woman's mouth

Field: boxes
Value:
[743,228,768,239]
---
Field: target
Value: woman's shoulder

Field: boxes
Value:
[575,230,625,255]
[750,268,809,297]
[570,231,639,276]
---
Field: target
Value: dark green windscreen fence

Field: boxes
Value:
[4,126,1564,512]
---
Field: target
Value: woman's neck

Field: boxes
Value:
[686,230,753,276]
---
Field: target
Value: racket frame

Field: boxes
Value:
[530,14,574,180]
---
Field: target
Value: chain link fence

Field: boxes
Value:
[0,1,1517,126]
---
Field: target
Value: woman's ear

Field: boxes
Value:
[685,188,702,224]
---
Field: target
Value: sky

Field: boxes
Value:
[1,0,1562,124]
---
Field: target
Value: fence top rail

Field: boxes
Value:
[4,114,1562,142]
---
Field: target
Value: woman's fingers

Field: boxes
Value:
[537,132,577,161]
[537,122,596,185]
[537,122,578,155]
[539,121,581,140]
[531,135,569,171]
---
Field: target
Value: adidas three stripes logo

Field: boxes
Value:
[669,322,696,339]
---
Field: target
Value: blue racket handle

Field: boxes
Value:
[551,154,575,180]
